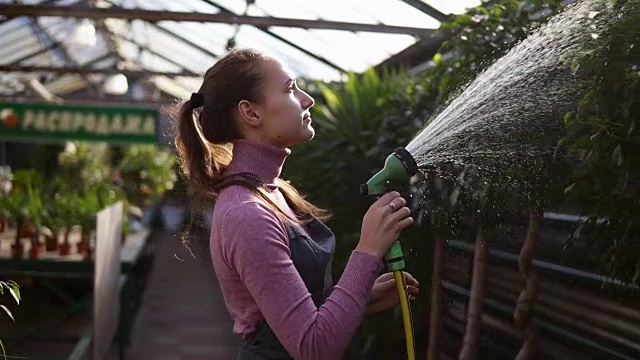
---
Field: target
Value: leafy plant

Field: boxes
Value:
[560,0,640,284]
[0,170,44,246]
[0,280,20,360]
[57,142,111,193]
[115,145,178,208]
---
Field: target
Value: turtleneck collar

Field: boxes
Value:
[225,138,291,188]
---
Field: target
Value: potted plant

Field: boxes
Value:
[76,185,106,258]
[0,166,12,234]
[41,202,63,252]
[24,183,45,259]
[0,186,31,259]
[55,190,81,256]
[115,145,178,229]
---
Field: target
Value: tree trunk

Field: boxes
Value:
[427,234,445,360]
[459,227,489,360]
[514,208,543,360]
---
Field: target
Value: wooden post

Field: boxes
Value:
[514,208,543,360]
[427,234,445,360]
[458,227,489,360]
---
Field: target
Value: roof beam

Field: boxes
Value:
[0,4,434,36]
[399,0,450,22]
[2,94,176,107]
[0,65,198,77]
[0,0,58,26]
[375,35,445,72]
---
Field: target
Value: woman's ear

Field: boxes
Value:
[237,100,262,128]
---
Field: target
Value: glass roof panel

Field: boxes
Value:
[3,44,46,65]
[152,75,193,100]
[354,1,440,28]
[38,17,112,65]
[171,76,202,92]
[20,49,62,67]
[2,35,43,63]
[252,0,439,28]
[0,19,35,45]
[424,0,483,15]
[268,27,415,74]
[235,25,342,81]
[154,21,232,58]
[146,29,216,74]
[189,0,245,14]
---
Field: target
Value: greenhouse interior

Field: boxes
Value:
[0,0,638,359]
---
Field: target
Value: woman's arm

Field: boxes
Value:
[223,201,382,360]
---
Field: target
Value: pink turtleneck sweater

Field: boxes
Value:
[209,139,383,360]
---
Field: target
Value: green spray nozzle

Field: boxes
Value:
[360,147,418,197]
[361,148,418,271]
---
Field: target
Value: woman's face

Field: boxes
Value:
[245,60,316,148]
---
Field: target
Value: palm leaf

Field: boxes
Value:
[0,306,14,323]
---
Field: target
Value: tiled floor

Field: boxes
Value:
[114,229,241,360]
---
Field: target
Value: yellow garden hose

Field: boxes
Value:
[394,270,415,360]
[358,148,419,360]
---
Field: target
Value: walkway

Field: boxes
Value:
[112,227,241,360]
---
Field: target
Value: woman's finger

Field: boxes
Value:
[402,272,420,287]
[386,197,407,214]
[377,272,395,282]
[375,191,401,209]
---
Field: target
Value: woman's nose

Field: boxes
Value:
[300,90,314,109]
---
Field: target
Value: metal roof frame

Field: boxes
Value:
[0,0,473,103]
[0,4,435,36]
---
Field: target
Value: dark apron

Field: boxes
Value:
[237,217,336,360]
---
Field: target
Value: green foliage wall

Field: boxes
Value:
[560,0,639,283]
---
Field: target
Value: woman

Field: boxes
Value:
[175,48,419,360]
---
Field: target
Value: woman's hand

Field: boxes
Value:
[366,271,419,314]
[356,191,413,258]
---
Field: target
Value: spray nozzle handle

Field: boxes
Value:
[360,180,397,198]
[384,180,395,193]
[359,183,369,197]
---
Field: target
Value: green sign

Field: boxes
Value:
[0,102,159,144]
